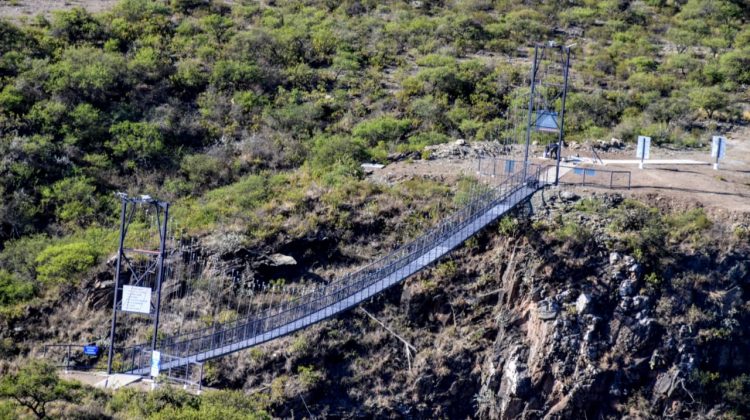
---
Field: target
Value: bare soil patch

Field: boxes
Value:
[0,0,119,22]
[368,128,750,217]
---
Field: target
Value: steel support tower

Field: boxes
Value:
[107,193,169,376]
[523,42,572,185]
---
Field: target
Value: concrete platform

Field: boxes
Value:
[601,159,709,166]
[94,374,143,389]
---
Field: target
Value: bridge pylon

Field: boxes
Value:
[106,193,169,377]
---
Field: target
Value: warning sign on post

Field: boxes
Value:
[711,136,726,159]
[151,350,160,377]
[121,285,152,314]
[636,136,651,159]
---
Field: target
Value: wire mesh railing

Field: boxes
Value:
[115,163,546,374]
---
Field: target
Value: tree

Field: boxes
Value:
[35,242,99,285]
[0,361,82,419]
[108,121,165,167]
[0,269,35,307]
[689,86,729,119]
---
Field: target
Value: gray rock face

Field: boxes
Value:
[619,279,637,297]
[536,299,560,320]
[268,253,297,266]
[576,293,592,314]
[609,252,621,265]
[560,191,580,202]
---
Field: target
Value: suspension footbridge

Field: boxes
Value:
[113,165,546,376]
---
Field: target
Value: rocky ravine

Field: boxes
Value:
[6,187,749,418]
[196,189,749,419]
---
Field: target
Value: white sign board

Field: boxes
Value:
[636,136,651,160]
[121,285,151,314]
[150,350,160,377]
[711,136,726,159]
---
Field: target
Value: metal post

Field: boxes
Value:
[66,345,71,371]
[107,198,128,375]
[524,45,539,179]
[151,203,169,359]
[555,46,571,186]
[639,140,645,169]
[199,363,204,392]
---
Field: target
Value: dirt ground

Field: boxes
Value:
[0,0,119,21]
[369,127,750,219]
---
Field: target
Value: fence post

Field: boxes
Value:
[199,363,204,392]
[66,345,71,371]
[610,171,614,189]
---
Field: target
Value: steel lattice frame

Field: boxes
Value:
[107,193,169,375]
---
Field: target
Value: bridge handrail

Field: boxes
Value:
[115,163,544,373]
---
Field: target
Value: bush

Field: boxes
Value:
[665,208,711,245]
[46,46,127,103]
[35,242,99,285]
[352,116,412,146]
[0,269,35,307]
[41,177,99,228]
[0,360,83,419]
[108,121,165,166]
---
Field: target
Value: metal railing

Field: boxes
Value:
[558,164,631,189]
[43,344,104,371]
[115,163,546,374]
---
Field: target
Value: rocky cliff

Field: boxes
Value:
[4,187,749,419]
[211,189,749,419]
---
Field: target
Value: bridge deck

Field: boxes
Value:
[125,182,539,375]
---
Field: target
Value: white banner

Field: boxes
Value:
[636,136,651,159]
[151,350,160,377]
[121,285,151,314]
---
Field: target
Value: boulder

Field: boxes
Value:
[560,191,580,202]
[619,279,637,297]
[576,293,592,314]
[536,299,560,320]
[268,253,297,266]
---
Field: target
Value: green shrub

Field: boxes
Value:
[497,216,519,236]
[108,121,165,166]
[35,242,99,285]
[0,270,34,307]
[721,374,750,410]
[0,360,83,419]
[297,365,323,390]
[46,46,127,102]
[352,116,412,146]
[665,208,712,244]
[41,177,98,228]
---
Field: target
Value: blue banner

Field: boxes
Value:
[83,345,98,356]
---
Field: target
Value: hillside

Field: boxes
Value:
[0,0,749,418]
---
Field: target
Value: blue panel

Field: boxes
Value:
[574,168,596,176]
[505,160,515,173]
[83,345,99,356]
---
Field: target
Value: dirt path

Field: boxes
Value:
[368,128,750,218]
